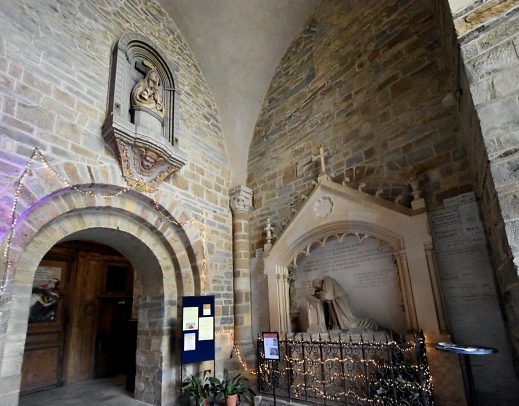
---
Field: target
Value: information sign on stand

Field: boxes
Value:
[181,295,215,364]
[262,332,280,405]
[263,332,280,360]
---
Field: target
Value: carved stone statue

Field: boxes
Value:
[131,68,164,118]
[310,276,380,332]
[264,218,275,244]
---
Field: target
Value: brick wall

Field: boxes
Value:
[247,0,471,252]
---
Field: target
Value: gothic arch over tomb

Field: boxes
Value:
[0,185,202,405]
[262,176,448,338]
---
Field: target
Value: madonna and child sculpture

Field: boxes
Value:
[131,67,164,119]
[307,276,380,333]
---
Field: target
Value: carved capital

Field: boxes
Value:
[229,185,253,213]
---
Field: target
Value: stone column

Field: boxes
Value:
[229,185,254,357]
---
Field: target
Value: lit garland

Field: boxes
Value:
[215,328,258,375]
[0,148,37,302]
[256,335,434,404]
[0,147,249,377]
[0,147,207,302]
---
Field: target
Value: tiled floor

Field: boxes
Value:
[19,375,148,406]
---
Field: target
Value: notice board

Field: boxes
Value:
[181,295,215,364]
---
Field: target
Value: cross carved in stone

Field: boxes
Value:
[312,144,328,175]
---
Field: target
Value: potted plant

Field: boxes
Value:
[209,369,256,406]
[182,374,210,406]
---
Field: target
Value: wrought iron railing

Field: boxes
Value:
[257,331,433,405]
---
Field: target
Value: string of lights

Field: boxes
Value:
[0,148,37,301]
[0,147,206,302]
[214,328,258,375]
[199,209,207,292]
[0,148,250,377]
[257,335,434,404]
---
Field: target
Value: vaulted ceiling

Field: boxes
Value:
[159,0,320,185]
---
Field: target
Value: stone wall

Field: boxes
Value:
[0,0,233,404]
[247,0,471,253]
[444,0,519,402]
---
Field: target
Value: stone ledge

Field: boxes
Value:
[254,396,308,406]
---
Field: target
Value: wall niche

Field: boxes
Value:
[293,234,407,335]
[102,33,186,192]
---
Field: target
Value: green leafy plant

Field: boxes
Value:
[182,374,210,406]
[208,369,256,404]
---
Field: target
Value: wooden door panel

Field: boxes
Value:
[95,297,132,378]
[22,242,136,394]
[21,346,61,391]
[65,252,103,382]
[20,258,70,394]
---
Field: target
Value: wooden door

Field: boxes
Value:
[95,296,133,378]
[95,261,134,378]
[21,242,135,393]
[64,250,104,383]
[20,256,72,394]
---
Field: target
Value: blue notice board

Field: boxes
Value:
[181,295,215,364]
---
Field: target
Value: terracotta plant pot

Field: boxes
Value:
[225,393,238,406]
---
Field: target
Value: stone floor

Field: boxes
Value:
[19,375,148,406]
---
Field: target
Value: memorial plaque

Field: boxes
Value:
[431,192,516,393]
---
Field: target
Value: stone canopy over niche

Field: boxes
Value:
[102,33,186,192]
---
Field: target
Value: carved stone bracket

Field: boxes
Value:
[229,185,253,213]
[103,120,186,192]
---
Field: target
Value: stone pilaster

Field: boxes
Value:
[229,185,254,357]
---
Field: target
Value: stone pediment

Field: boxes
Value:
[267,176,427,266]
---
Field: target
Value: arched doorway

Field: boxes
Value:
[20,241,137,395]
[0,185,202,405]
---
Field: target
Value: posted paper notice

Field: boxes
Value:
[198,317,214,341]
[183,307,199,331]
[203,303,211,316]
[184,333,196,351]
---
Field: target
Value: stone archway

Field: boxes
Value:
[0,185,202,405]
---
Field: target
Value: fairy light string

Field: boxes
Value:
[255,335,434,404]
[0,148,431,394]
[1,148,255,374]
[0,147,206,301]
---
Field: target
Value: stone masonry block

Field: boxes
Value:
[468,41,519,81]
[505,219,519,253]
[477,96,519,139]
[493,65,519,97]
[470,79,493,105]
[15,104,55,131]
[499,191,519,220]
